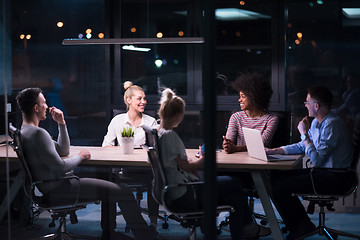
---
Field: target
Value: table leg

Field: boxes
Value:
[251,170,284,240]
[0,170,24,222]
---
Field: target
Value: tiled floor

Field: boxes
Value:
[1,196,360,240]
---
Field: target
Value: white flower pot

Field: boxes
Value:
[120,137,134,154]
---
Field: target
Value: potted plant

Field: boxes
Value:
[120,127,135,154]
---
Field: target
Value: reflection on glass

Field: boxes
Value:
[121,44,188,96]
[10,0,106,145]
[215,1,272,96]
[286,1,360,141]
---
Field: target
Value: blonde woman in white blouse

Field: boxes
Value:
[102,81,159,231]
[102,81,157,147]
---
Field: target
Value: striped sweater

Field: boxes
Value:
[225,111,279,147]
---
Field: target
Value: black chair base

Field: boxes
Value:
[8,124,99,240]
[294,204,360,240]
[39,216,98,240]
[294,226,360,240]
[39,232,98,240]
[114,170,169,230]
[246,186,284,226]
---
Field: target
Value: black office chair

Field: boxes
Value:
[142,125,234,240]
[111,109,169,230]
[8,124,98,240]
[293,114,360,240]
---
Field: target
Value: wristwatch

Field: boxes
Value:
[300,134,307,141]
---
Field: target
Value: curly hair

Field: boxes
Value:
[231,73,273,111]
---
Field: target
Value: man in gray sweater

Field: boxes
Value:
[16,87,157,240]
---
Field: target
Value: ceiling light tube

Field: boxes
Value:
[122,45,151,52]
[62,37,204,45]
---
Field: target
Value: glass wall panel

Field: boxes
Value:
[216,1,272,84]
[119,0,193,103]
[10,0,106,146]
[213,0,276,147]
[215,1,273,103]
[120,44,188,96]
[121,1,188,38]
[286,0,360,142]
[1,0,12,135]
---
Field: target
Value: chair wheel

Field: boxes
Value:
[162,222,169,229]
[260,220,268,225]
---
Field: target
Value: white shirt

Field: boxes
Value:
[102,112,158,147]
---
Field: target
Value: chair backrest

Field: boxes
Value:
[8,123,35,199]
[142,125,167,206]
[9,124,89,209]
[112,109,124,146]
[316,114,360,196]
[112,109,124,117]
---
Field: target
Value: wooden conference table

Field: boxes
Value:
[0,145,303,240]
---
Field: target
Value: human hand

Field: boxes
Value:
[265,147,285,155]
[222,136,235,153]
[78,149,91,160]
[49,107,66,125]
[195,145,201,158]
[297,116,310,135]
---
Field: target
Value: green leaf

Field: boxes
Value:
[121,127,135,137]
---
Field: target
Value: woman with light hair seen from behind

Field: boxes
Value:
[156,88,271,239]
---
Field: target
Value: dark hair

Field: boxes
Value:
[232,72,273,111]
[16,88,42,118]
[307,86,333,109]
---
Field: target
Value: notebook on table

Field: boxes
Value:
[242,127,297,162]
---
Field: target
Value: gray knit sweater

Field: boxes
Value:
[21,124,82,194]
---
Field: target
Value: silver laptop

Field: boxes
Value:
[242,127,296,162]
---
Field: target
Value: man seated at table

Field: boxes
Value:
[16,87,158,240]
[266,86,354,240]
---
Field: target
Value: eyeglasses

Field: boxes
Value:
[304,101,318,105]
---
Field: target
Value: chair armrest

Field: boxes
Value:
[31,175,81,207]
[34,174,80,185]
[164,181,204,196]
[32,175,80,191]
[178,181,204,186]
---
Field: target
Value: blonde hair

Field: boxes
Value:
[123,81,144,109]
[158,88,185,120]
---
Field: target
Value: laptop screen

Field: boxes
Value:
[242,127,269,161]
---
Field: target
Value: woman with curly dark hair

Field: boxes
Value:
[223,72,279,153]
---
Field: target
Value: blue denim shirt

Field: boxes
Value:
[281,112,353,168]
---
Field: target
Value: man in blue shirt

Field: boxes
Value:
[266,86,354,239]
